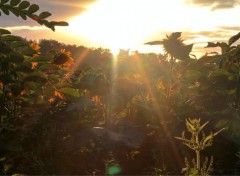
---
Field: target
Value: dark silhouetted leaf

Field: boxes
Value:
[8,52,24,63]
[0,0,9,4]
[18,0,30,10]
[24,75,47,83]
[24,72,47,83]
[209,69,230,78]
[31,56,50,62]
[10,0,21,6]
[50,21,69,26]
[228,32,240,46]
[11,41,27,48]
[39,11,51,19]
[0,5,9,15]
[0,42,12,53]
[21,48,37,56]
[8,8,20,16]
[67,97,95,111]
[1,35,21,41]
[0,28,11,35]
[27,4,39,14]
[145,40,163,45]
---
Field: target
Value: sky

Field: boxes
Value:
[1,0,240,56]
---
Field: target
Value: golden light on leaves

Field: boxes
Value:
[48,97,55,104]
[30,41,41,56]
[92,95,101,104]
[52,49,74,67]
[31,62,38,69]
[54,90,65,99]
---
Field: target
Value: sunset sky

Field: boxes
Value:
[1,0,240,56]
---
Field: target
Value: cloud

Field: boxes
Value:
[181,30,233,48]
[217,26,240,31]
[185,0,240,10]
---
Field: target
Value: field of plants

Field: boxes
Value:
[1,0,240,175]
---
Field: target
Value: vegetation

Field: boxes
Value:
[176,118,225,176]
[1,0,240,175]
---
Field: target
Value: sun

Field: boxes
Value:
[65,0,187,54]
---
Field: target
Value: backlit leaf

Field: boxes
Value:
[209,69,230,78]
[59,87,79,98]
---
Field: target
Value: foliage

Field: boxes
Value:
[176,118,225,175]
[1,2,240,173]
[0,0,68,31]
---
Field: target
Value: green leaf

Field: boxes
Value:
[10,0,21,6]
[18,1,30,10]
[59,87,79,98]
[186,119,195,132]
[21,48,37,56]
[11,41,27,48]
[213,128,226,137]
[0,28,11,35]
[0,5,10,15]
[209,69,230,78]
[205,42,229,54]
[1,35,21,41]
[24,73,47,83]
[19,13,27,20]
[16,64,33,73]
[199,121,209,132]
[30,56,50,62]
[50,21,69,26]
[185,69,202,82]
[8,8,20,17]
[41,20,55,31]
[228,32,240,46]
[203,133,213,146]
[39,11,51,19]
[0,0,9,4]
[8,52,24,63]
[0,42,12,54]
[38,64,59,71]
[27,4,39,14]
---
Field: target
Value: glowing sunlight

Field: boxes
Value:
[66,0,187,53]
[63,0,240,55]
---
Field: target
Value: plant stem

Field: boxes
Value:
[196,150,200,171]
